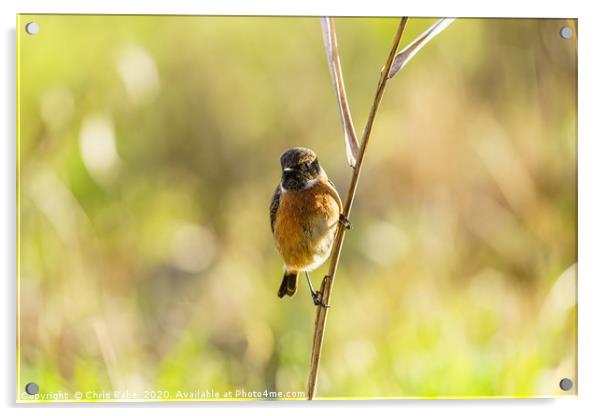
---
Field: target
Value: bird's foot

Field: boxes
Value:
[311,291,330,308]
[339,214,352,230]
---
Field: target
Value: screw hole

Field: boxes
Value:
[559,378,573,391]
[25,382,39,395]
[25,22,40,35]
[560,26,573,39]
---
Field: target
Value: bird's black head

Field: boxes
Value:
[280,147,322,191]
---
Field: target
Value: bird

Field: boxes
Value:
[269,147,350,307]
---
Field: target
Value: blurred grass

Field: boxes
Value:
[17,15,576,399]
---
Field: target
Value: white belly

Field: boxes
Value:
[304,222,337,271]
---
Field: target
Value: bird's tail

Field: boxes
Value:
[278,271,299,298]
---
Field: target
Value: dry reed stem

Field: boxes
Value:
[306,17,409,400]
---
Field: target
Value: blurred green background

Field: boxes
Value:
[17,15,577,399]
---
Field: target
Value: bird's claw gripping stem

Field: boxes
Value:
[305,271,330,308]
[339,214,352,230]
[311,291,330,309]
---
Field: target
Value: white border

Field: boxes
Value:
[2,1,601,415]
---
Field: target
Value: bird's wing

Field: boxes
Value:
[269,184,282,233]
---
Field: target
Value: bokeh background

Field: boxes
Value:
[17,15,577,399]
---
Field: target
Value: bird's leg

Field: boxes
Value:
[339,213,352,230]
[305,271,330,308]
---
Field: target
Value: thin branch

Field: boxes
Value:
[321,17,360,167]
[388,18,455,78]
[306,17,409,400]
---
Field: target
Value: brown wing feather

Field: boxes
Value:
[269,185,281,233]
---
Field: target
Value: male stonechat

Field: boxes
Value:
[270,147,350,307]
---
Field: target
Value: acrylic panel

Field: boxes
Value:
[16,14,577,402]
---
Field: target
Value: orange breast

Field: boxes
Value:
[274,180,342,271]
